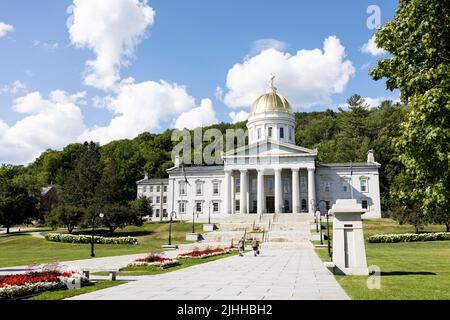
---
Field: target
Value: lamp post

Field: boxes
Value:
[168,211,176,246]
[90,212,104,257]
[192,204,197,234]
[326,211,331,259]
[208,200,214,225]
[317,200,328,246]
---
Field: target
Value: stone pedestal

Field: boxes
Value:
[203,224,216,232]
[186,233,201,241]
[328,199,368,275]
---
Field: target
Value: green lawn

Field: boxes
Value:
[95,251,242,276]
[314,219,450,300]
[26,280,125,300]
[0,222,203,268]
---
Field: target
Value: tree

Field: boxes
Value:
[94,203,143,234]
[0,184,37,234]
[130,196,153,220]
[371,0,450,223]
[46,205,86,234]
[60,142,103,208]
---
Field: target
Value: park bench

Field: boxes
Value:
[82,269,119,281]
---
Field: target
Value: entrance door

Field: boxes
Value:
[266,196,275,213]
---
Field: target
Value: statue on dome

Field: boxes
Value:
[269,73,277,91]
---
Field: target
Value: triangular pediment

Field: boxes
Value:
[223,139,317,158]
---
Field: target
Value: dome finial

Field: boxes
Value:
[269,73,277,91]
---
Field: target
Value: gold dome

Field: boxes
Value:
[251,89,293,116]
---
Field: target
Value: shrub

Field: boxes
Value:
[368,232,450,243]
[45,233,138,245]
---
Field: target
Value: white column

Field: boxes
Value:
[292,168,300,214]
[257,169,265,214]
[308,168,316,214]
[224,170,232,214]
[274,168,282,214]
[240,170,248,214]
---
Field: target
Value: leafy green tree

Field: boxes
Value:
[94,203,142,234]
[60,142,103,208]
[130,196,153,219]
[371,0,450,222]
[46,205,86,234]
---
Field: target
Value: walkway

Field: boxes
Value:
[68,249,349,300]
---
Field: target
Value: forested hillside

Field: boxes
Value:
[1,94,406,216]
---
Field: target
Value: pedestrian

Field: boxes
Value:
[238,237,245,257]
[251,238,259,256]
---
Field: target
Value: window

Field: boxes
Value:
[149,197,153,204]
[156,196,160,204]
[257,128,261,140]
[268,178,274,192]
[179,182,186,196]
[362,200,368,209]
[163,186,167,192]
[196,202,202,213]
[252,200,257,213]
[156,186,161,193]
[300,177,307,192]
[163,196,167,204]
[163,209,167,217]
[213,182,220,196]
[252,179,257,193]
[280,127,284,139]
[301,199,307,211]
[283,179,290,193]
[143,186,147,193]
[235,200,240,212]
[268,127,273,138]
[360,179,368,192]
[155,209,160,217]
[196,181,203,195]
[324,182,331,193]
[235,178,240,193]
[289,127,292,141]
[213,202,219,213]
[179,202,185,213]
[343,179,351,193]
[150,186,153,193]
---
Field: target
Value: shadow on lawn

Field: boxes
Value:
[381,271,436,276]
[72,230,154,237]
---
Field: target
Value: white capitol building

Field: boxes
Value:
[137,81,381,220]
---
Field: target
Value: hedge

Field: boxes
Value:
[368,232,450,243]
[45,233,138,245]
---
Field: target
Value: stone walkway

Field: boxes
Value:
[68,249,349,300]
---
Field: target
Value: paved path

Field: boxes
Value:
[68,249,349,300]
[0,251,179,276]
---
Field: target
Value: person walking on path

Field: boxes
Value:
[238,237,245,257]
[251,238,260,257]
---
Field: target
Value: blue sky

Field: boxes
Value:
[0,0,399,164]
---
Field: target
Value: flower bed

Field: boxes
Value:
[368,232,450,243]
[127,253,180,269]
[177,247,236,259]
[45,233,138,245]
[0,271,88,300]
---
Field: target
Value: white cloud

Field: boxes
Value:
[363,96,400,109]
[229,110,249,123]
[250,38,286,56]
[0,81,27,95]
[360,34,387,56]
[68,0,155,91]
[223,36,355,109]
[0,22,14,38]
[79,80,197,144]
[32,40,59,50]
[214,86,223,101]
[0,91,86,164]
[174,99,218,130]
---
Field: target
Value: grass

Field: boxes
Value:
[313,219,450,299]
[0,222,203,268]
[26,280,126,300]
[94,251,242,276]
